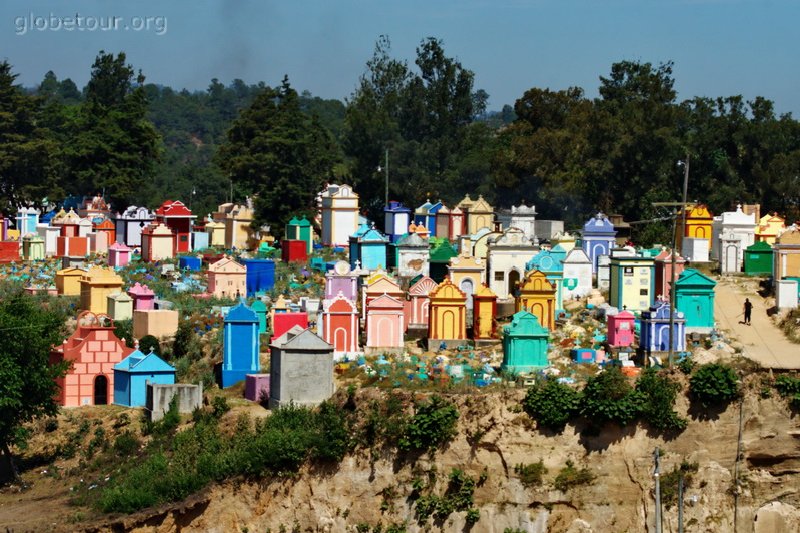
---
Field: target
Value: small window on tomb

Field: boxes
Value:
[495,271,505,281]
[640,289,648,296]
[624,266,634,276]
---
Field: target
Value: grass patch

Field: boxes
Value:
[553,460,595,492]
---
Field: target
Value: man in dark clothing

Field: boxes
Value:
[743,298,753,325]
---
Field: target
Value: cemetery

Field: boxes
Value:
[2,186,800,531]
[2,16,800,530]
[0,190,797,410]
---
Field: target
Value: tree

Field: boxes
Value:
[580,366,645,427]
[493,86,598,221]
[521,378,580,431]
[64,51,161,207]
[343,36,493,221]
[216,76,339,231]
[0,61,62,212]
[635,368,687,431]
[0,290,69,482]
[689,363,739,408]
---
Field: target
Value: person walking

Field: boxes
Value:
[743,298,753,325]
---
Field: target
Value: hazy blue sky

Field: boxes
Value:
[2,0,799,114]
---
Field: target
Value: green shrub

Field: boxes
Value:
[636,369,687,431]
[98,453,169,513]
[414,494,439,520]
[677,357,696,375]
[138,335,160,355]
[84,427,108,459]
[412,468,478,524]
[113,319,135,348]
[157,395,182,435]
[774,375,800,395]
[774,375,800,410]
[398,395,459,452]
[659,461,699,508]
[243,405,318,474]
[689,363,739,407]
[360,392,409,447]
[444,468,476,513]
[211,396,230,418]
[580,366,644,427]
[313,400,351,461]
[521,379,580,431]
[112,412,130,429]
[553,460,595,492]
[514,460,547,488]
[172,320,202,360]
[113,431,140,457]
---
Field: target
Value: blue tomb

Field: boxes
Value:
[221,301,261,387]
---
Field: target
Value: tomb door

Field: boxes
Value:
[94,374,108,405]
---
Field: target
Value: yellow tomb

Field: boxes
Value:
[447,254,486,296]
[473,284,498,340]
[679,204,714,250]
[756,213,786,245]
[774,227,800,280]
[78,266,124,315]
[457,194,494,235]
[205,220,226,248]
[428,277,468,343]
[55,267,85,296]
[224,203,255,250]
[516,270,556,330]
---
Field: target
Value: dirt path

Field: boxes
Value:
[714,278,800,369]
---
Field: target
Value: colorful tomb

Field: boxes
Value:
[428,278,468,347]
[501,311,549,373]
[221,301,260,387]
[609,256,655,313]
[51,312,133,407]
[516,270,556,330]
[673,269,716,333]
[113,348,176,407]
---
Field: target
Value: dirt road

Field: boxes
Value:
[714,278,800,369]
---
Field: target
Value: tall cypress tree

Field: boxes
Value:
[216,76,339,232]
[65,51,160,207]
[0,62,61,212]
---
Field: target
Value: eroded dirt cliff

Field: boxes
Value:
[89,381,800,533]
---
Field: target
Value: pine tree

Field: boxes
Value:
[216,76,339,231]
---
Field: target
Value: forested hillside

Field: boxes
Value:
[2,39,798,243]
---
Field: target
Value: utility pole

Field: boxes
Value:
[384,148,389,207]
[652,154,690,368]
[678,472,684,533]
[654,447,662,533]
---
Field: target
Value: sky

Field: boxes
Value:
[2,0,799,115]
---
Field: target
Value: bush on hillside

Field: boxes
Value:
[774,374,800,410]
[689,363,739,408]
[98,400,352,514]
[636,369,687,431]
[553,460,595,492]
[398,395,459,452]
[522,378,580,432]
[580,366,645,427]
[514,460,547,488]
